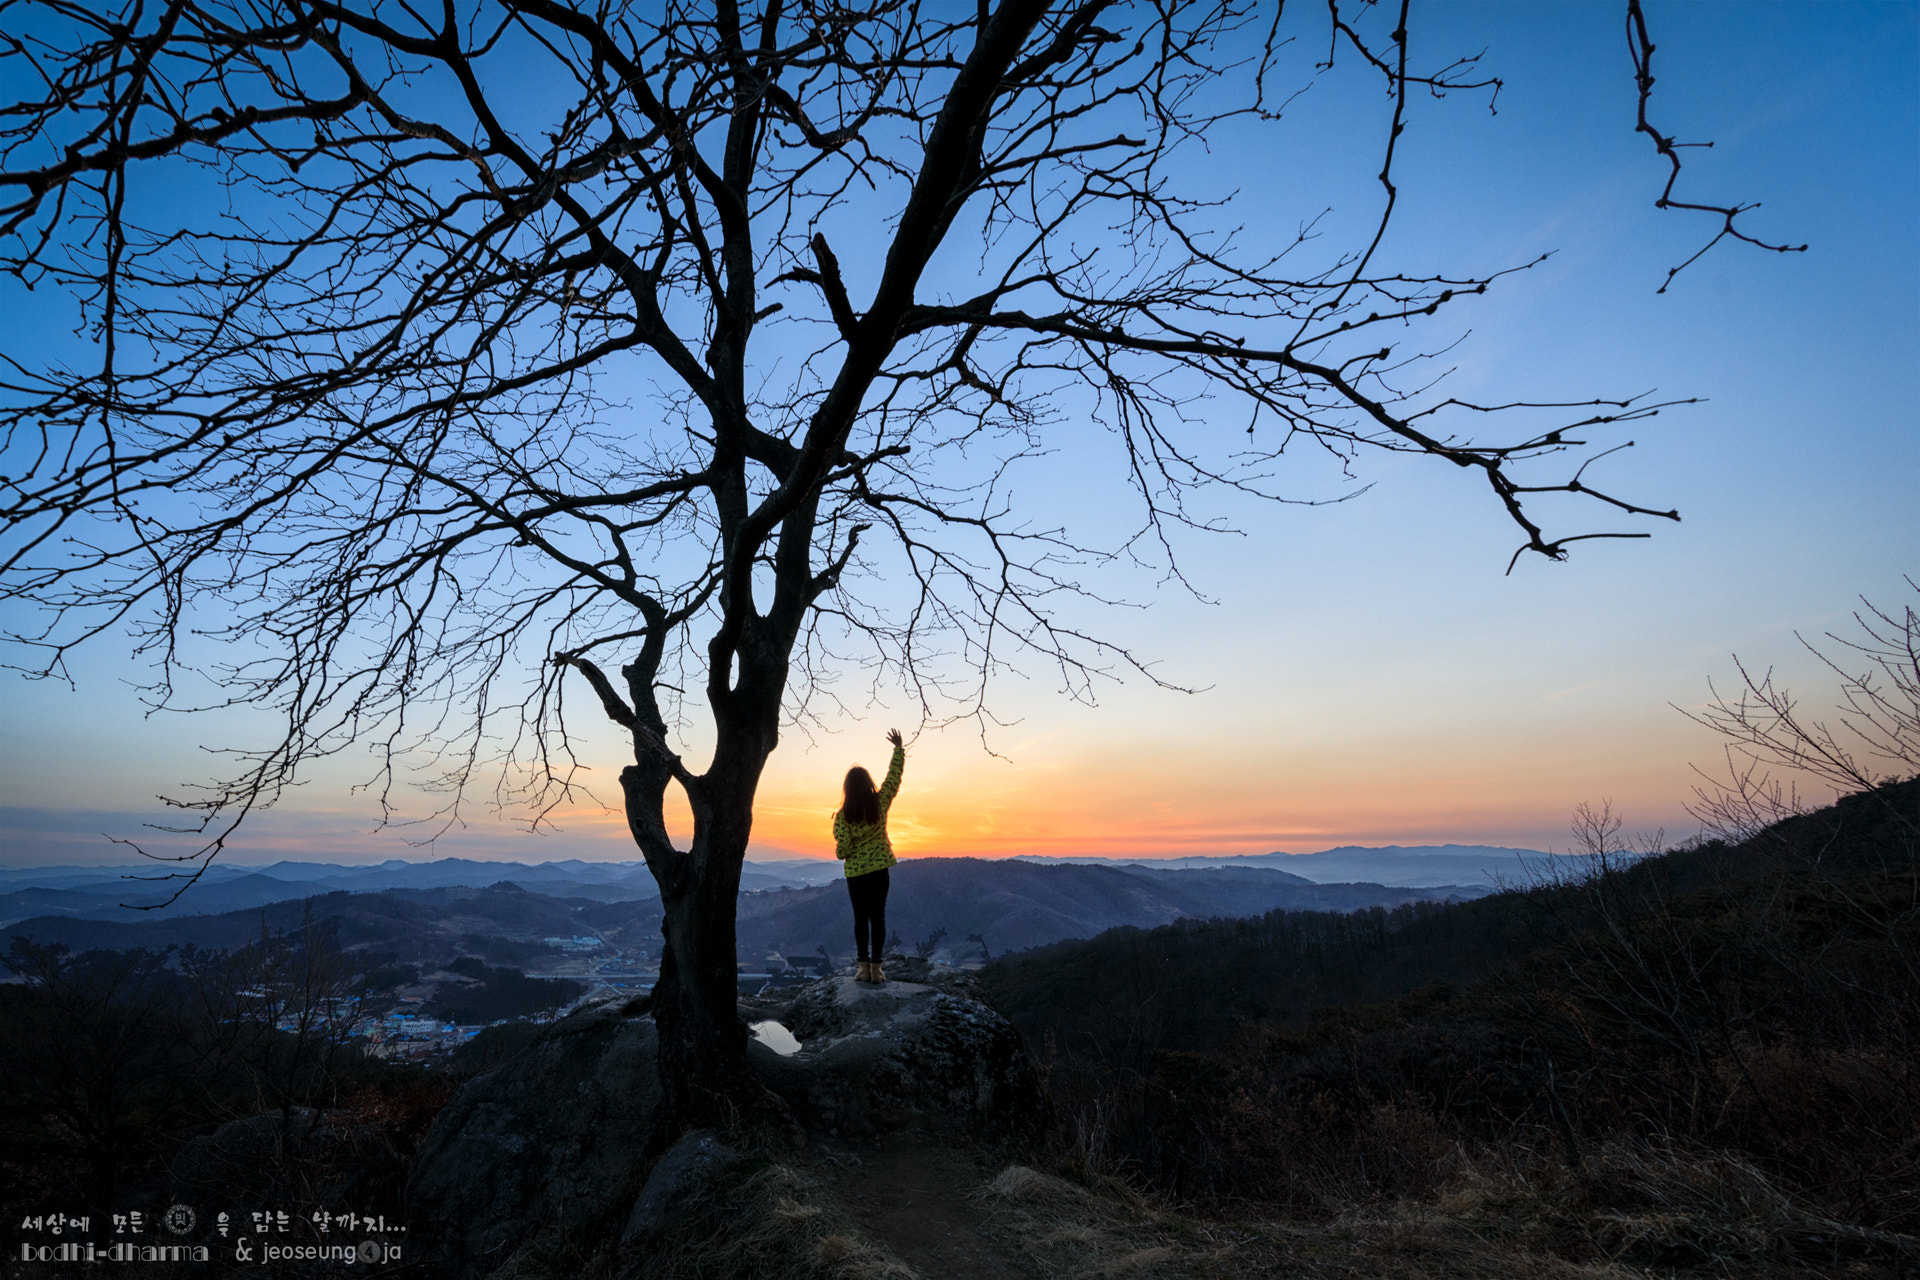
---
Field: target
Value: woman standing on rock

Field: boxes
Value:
[835,728,905,984]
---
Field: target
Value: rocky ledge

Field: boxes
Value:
[749,973,1049,1140]
[406,966,1044,1278]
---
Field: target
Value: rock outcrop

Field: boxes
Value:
[407,969,1044,1277]
[749,973,1050,1139]
[618,1130,744,1248]
[407,1001,661,1276]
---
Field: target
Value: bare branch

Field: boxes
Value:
[1626,0,1808,293]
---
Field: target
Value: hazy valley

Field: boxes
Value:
[0,850,1500,973]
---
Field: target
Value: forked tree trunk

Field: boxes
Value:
[624,691,786,1136]
[648,814,756,1130]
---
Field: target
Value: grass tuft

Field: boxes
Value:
[983,1163,1093,1205]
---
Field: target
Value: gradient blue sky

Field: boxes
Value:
[2,2,1915,869]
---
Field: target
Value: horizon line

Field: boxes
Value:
[1,840,1565,874]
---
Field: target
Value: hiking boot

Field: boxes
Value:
[855,961,874,983]
[870,961,886,985]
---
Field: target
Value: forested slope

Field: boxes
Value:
[983,779,1920,1241]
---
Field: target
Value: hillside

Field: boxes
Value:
[988,778,1920,1056]
[0,881,640,962]
[982,777,1920,1238]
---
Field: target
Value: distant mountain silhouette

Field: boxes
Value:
[0,844,1546,931]
[1015,843,1556,887]
[0,882,654,961]
[736,858,1484,960]
[0,857,846,928]
[1,857,1482,966]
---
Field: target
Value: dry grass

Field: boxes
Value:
[964,1144,1920,1280]
[619,1163,917,1280]
[511,1138,1917,1280]
[1096,1244,1177,1275]
[970,1162,1195,1279]
[983,1164,1094,1205]
[1413,1141,1920,1275]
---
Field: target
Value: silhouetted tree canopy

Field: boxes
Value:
[1,0,1787,1125]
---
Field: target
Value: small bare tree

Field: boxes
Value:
[226,910,371,1135]
[1569,798,1631,866]
[1684,579,1920,845]
[0,0,1789,1128]
[170,909,377,1208]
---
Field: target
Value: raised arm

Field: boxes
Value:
[879,730,906,807]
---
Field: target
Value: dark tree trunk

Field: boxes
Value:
[648,811,756,1131]
[595,2,1059,1139]
[625,640,788,1136]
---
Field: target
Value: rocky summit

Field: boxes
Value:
[751,971,1049,1141]
[406,964,1044,1278]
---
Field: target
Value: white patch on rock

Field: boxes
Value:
[749,1019,801,1055]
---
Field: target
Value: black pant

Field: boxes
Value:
[846,868,889,963]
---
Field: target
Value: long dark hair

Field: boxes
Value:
[841,766,881,825]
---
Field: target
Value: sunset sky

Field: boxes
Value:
[3,2,1915,870]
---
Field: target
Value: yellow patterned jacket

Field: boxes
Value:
[833,744,905,878]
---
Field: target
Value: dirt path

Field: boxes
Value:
[814,1135,1037,1280]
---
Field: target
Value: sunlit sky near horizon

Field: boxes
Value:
[2,2,1916,871]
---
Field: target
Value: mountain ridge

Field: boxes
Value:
[1,857,1489,963]
[0,840,1548,905]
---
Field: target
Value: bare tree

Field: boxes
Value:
[1684,579,1920,844]
[218,909,372,1139]
[0,1,1784,1127]
[1569,798,1630,865]
[170,909,378,1207]
[1679,582,1920,1034]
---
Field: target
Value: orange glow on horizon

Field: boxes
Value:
[672,731,1692,860]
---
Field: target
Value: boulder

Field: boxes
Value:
[406,1002,660,1276]
[170,1109,320,1209]
[749,976,1049,1139]
[407,974,1046,1277]
[618,1130,743,1247]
